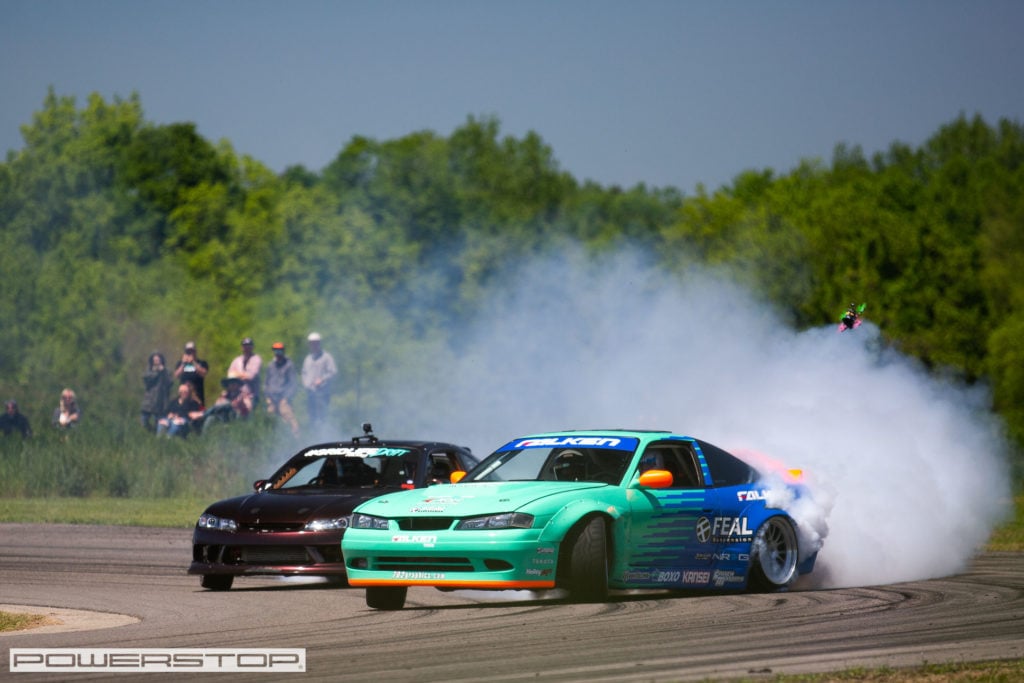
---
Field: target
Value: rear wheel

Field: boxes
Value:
[365,586,407,610]
[562,516,608,603]
[200,575,233,591]
[748,517,798,591]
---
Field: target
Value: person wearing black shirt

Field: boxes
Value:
[174,341,210,405]
[0,400,32,438]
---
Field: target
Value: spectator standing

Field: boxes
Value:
[52,388,81,429]
[264,341,300,437]
[0,400,32,438]
[141,352,173,431]
[156,383,205,438]
[228,337,263,406]
[302,332,337,427]
[174,341,210,406]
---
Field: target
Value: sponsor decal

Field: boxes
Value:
[623,570,654,582]
[736,490,767,501]
[525,568,553,577]
[513,437,623,448]
[531,558,555,565]
[681,570,710,585]
[696,552,751,562]
[392,571,445,580]
[536,547,555,554]
[697,516,755,542]
[305,447,410,458]
[711,570,745,587]
[695,516,713,543]
[711,516,754,541]
[410,507,445,513]
[391,534,437,547]
[9,649,305,673]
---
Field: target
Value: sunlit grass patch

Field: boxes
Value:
[0,610,52,633]
[0,497,206,528]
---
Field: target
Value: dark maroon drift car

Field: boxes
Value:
[188,424,478,590]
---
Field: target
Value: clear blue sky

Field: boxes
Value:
[3,0,1022,192]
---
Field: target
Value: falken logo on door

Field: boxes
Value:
[391,534,437,547]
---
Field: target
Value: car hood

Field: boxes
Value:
[356,481,609,517]
[204,489,397,524]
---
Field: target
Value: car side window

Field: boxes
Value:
[640,444,703,489]
[427,451,456,484]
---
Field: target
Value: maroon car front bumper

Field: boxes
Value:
[188,527,346,578]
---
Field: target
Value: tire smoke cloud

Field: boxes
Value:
[378,247,1012,588]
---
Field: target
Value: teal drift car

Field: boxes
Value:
[342,429,820,610]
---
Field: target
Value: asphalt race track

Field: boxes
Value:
[1,523,1022,682]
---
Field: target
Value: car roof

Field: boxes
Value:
[510,429,690,440]
[296,439,470,453]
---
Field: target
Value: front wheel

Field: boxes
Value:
[747,517,798,591]
[365,586,407,610]
[562,516,608,603]
[200,574,233,591]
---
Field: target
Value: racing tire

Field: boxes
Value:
[200,575,233,591]
[366,586,407,610]
[747,516,799,591]
[563,516,608,603]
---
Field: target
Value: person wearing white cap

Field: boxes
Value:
[302,332,337,426]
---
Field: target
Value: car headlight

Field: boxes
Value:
[350,513,390,530]
[304,517,350,531]
[455,513,534,530]
[197,514,238,532]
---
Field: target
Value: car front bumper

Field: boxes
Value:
[342,528,558,589]
[189,527,346,577]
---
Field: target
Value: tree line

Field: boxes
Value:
[1,88,1021,472]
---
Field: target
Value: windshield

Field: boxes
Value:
[465,445,635,484]
[273,453,416,490]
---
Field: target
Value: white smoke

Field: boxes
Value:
[375,246,1013,588]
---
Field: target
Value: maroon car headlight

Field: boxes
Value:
[455,513,534,530]
[197,514,238,532]
[303,516,350,531]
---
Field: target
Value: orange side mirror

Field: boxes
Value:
[638,469,673,489]
[450,470,467,484]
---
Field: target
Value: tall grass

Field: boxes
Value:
[0,414,299,501]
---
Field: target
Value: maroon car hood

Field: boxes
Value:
[209,489,395,524]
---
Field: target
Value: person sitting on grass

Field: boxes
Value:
[156,383,205,438]
[200,374,253,431]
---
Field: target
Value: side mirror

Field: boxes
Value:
[450,470,467,484]
[638,469,673,489]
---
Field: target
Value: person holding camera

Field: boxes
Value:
[174,341,210,405]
